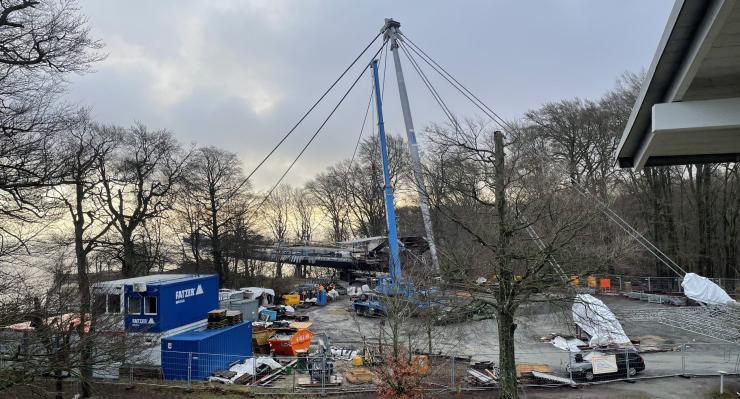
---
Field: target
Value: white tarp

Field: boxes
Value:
[551,336,585,352]
[681,273,735,305]
[572,294,632,347]
[240,287,275,305]
[208,357,282,384]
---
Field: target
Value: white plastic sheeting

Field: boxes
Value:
[681,273,735,305]
[347,286,362,297]
[240,287,275,306]
[551,336,585,352]
[572,294,632,347]
[208,357,282,384]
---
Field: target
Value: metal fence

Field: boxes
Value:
[3,344,738,396]
[576,274,740,297]
[88,345,740,395]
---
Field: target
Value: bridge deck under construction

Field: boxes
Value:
[246,236,428,273]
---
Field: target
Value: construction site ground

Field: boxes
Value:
[8,374,737,398]
[303,294,737,378]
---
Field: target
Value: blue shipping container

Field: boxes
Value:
[124,274,219,333]
[161,321,253,380]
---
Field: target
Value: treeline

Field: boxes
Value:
[303,72,738,282]
[2,2,738,299]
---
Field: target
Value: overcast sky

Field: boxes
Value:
[67,0,674,190]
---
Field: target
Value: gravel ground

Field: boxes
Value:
[300,294,738,379]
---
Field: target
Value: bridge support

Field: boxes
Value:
[339,269,352,283]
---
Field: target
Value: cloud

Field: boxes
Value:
[102,13,282,115]
[70,0,674,190]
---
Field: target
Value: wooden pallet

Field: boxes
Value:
[207,320,228,329]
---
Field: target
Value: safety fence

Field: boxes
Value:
[574,274,740,297]
[4,343,736,397]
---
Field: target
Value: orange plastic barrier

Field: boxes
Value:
[599,278,611,290]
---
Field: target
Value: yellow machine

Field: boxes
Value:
[282,293,300,306]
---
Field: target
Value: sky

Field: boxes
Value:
[67,0,674,190]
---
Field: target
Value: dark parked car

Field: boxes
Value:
[333,285,348,296]
[567,350,645,381]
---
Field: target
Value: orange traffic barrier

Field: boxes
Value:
[599,278,611,290]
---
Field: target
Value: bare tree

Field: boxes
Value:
[292,186,316,242]
[427,121,610,399]
[47,112,119,397]
[0,0,102,258]
[98,123,190,277]
[344,134,409,237]
[173,181,207,271]
[306,165,350,242]
[263,184,292,278]
[179,146,251,284]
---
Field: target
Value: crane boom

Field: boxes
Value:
[370,59,402,282]
[382,18,441,274]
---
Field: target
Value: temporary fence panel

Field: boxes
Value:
[680,343,740,376]
[24,344,738,395]
[161,321,253,380]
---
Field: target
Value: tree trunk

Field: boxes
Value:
[497,309,518,399]
[695,165,713,276]
[209,188,226,284]
[121,229,139,277]
[493,130,518,399]
[73,181,93,398]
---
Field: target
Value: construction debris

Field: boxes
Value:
[515,363,553,378]
[208,357,283,385]
[253,359,298,386]
[466,368,496,386]
[531,371,575,385]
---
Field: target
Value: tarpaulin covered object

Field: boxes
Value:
[551,336,585,352]
[681,273,735,305]
[572,294,632,347]
[208,357,281,384]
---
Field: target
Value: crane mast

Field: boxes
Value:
[382,18,441,274]
[370,59,402,282]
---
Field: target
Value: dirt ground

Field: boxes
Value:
[5,293,736,398]
[302,294,736,378]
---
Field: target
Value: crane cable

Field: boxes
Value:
[252,40,388,215]
[399,35,568,282]
[397,31,687,279]
[230,31,383,198]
